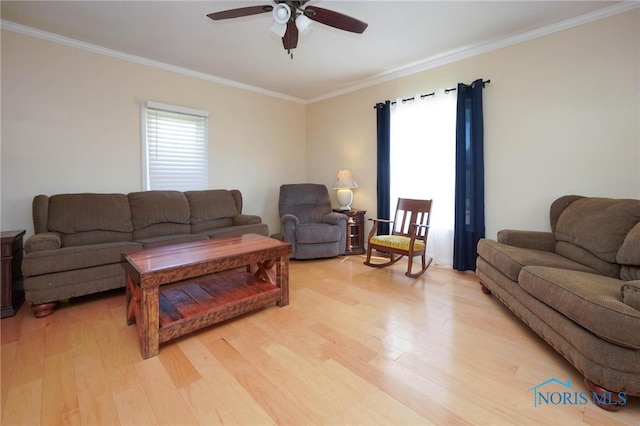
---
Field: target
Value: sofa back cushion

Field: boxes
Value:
[32,195,50,234]
[555,197,640,277]
[617,222,640,280]
[129,191,191,239]
[185,190,239,233]
[46,193,133,246]
[549,195,584,232]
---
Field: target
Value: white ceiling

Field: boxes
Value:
[1,1,635,102]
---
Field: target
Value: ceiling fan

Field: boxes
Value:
[207,1,368,57]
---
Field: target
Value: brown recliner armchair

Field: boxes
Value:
[278,183,347,259]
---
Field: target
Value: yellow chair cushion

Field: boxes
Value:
[370,235,425,251]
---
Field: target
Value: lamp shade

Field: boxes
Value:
[270,21,287,37]
[334,170,357,189]
[270,3,291,36]
[295,14,312,33]
[335,170,357,211]
[272,3,291,24]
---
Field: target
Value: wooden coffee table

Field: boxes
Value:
[122,233,291,359]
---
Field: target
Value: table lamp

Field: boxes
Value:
[335,170,357,211]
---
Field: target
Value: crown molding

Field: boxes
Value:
[0,19,307,105]
[307,1,640,104]
[2,1,638,106]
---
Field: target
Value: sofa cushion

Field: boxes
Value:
[549,195,585,232]
[134,222,191,241]
[48,193,133,235]
[621,281,640,311]
[554,241,620,278]
[295,223,341,244]
[185,190,238,233]
[22,241,142,277]
[476,239,596,282]
[62,230,133,247]
[555,197,640,275]
[617,222,640,266]
[199,223,269,239]
[233,215,262,226]
[135,234,208,249]
[519,266,640,350]
[129,191,191,239]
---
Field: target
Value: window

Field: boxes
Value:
[142,101,209,191]
[390,92,456,265]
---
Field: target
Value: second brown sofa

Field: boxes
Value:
[476,195,640,410]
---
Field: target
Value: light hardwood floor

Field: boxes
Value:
[2,255,638,425]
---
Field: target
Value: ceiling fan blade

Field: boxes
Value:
[207,5,272,20]
[304,6,368,34]
[282,20,299,50]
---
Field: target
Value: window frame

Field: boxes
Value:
[141,101,210,191]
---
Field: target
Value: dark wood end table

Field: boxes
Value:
[1,230,26,318]
[333,209,366,255]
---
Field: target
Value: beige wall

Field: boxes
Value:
[2,9,639,240]
[1,31,306,236]
[307,9,640,239]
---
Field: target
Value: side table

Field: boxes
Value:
[333,209,366,255]
[1,230,26,318]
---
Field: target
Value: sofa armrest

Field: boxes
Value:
[621,281,640,311]
[497,230,556,252]
[233,214,262,226]
[322,212,347,226]
[24,232,62,254]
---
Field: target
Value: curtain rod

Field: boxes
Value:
[445,79,491,94]
[374,79,490,109]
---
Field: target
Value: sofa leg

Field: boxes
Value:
[479,282,491,295]
[31,302,57,318]
[584,378,625,411]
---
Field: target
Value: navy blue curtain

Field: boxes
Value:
[375,101,391,235]
[453,79,485,271]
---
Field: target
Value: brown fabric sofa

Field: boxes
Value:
[476,195,640,410]
[22,189,269,317]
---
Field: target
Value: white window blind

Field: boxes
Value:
[142,101,209,191]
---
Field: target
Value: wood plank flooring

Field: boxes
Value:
[2,255,639,425]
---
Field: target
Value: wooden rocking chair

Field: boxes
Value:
[364,198,433,278]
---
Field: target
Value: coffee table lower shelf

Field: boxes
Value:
[129,270,283,356]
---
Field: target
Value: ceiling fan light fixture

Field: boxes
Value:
[272,3,291,24]
[270,21,287,37]
[207,2,368,54]
[295,14,312,33]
